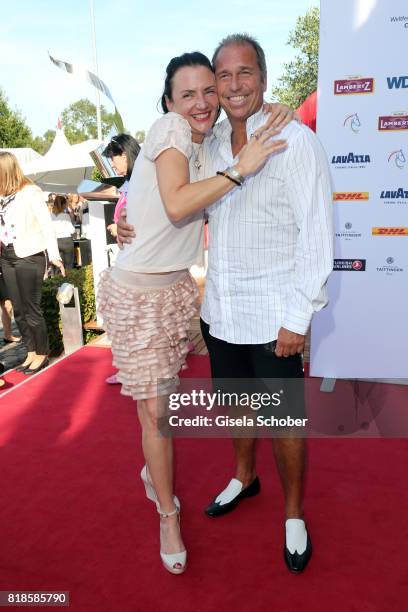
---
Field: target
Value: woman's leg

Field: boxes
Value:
[1,300,20,341]
[1,250,36,365]
[137,395,184,554]
[14,253,49,369]
[1,300,12,339]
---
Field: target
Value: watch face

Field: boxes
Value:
[228,168,240,178]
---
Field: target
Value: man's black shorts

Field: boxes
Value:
[200,319,305,426]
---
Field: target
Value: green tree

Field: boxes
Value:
[271,6,320,108]
[31,129,56,155]
[61,98,116,144]
[0,88,33,147]
[135,130,145,144]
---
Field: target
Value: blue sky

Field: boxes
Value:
[1,0,318,138]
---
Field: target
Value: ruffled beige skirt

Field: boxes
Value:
[97,267,199,400]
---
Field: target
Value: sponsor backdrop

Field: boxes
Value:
[311,0,408,378]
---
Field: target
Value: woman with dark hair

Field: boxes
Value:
[98,51,292,574]
[102,134,141,385]
[51,195,75,271]
[0,152,64,375]
[103,134,140,237]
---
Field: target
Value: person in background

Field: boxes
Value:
[103,134,140,239]
[102,134,140,384]
[0,271,21,344]
[67,193,84,227]
[46,193,56,213]
[0,152,65,375]
[51,195,75,271]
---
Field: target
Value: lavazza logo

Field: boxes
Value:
[331,152,371,169]
[376,257,404,276]
[335,222,362,241]
[334,77,374,95]
[333,259,366,271]
[380,187,408,205]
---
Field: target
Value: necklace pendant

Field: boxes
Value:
[194,159,201,171]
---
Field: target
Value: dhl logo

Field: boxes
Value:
[372,227,408,236]
[333,192,369,201]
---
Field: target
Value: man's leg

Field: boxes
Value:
[200,319,259,516]
[250,345,311,570]
[272,437,305,518]
[250,347,305,516]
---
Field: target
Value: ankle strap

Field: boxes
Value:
[158,507,178,518]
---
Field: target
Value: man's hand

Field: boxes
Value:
[116,208,135,248]
[275,327,305,357]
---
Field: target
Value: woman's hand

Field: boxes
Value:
[262,102,301,129]
[235,126,287,177]
[107,223,118,238]
[52,259,66,277]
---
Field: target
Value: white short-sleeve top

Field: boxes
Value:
[115,112,204,273]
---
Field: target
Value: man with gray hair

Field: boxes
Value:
[118,33,333,573]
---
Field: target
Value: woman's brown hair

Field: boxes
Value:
[0,152,33,196]
[52,195,68,215]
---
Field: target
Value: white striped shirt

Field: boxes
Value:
[200,109,334,344]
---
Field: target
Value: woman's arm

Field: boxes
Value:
[156,125,287,223]
[29,188,65,273]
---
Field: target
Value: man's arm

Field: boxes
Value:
[275,128,334,358]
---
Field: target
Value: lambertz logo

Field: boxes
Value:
[372,227,408,236]
[334,78,374,95]
[387,76,408,89]
[331,152,370,169]
[376,256,404,275]
[343,113,361,133]
[333,259,366,271]
[335,222,362,241]
[378,114,408,131]
[333,192,369,201]
[388,149,406,169]
[380,187,408,205]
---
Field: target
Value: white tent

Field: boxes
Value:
[22,128,102,193]
[0,147,42,166]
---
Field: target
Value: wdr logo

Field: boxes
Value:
[387,76,408,89]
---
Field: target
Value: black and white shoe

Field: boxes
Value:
[284,519,312,573]
[204,476,260,517]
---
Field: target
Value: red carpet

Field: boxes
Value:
[0,346,407,612]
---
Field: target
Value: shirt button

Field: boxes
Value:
[11,224,14,228]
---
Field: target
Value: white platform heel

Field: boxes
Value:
[140,465,180,511]
[158,506,187,575]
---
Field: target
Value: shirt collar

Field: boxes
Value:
[212,105,267,141]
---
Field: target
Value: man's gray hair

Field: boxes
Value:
[212,33,267,81]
